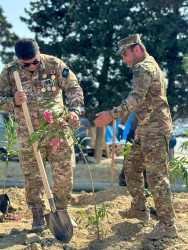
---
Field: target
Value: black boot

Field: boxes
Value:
[119,167,127,186]
[31,209,45,232]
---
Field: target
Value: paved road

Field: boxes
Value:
[0,137,187,188]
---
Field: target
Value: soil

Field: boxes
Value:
[0,149,188,250]
[0,185,188,250]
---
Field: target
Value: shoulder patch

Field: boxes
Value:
[62,68,69,78]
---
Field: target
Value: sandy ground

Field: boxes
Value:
[0,186,188,250]
[0,148,187,249]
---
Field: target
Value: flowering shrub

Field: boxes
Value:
[28,101,100,239]
[28,102,75,150]
[42,109,53,123]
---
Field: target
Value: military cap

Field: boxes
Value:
[115,34,142,56]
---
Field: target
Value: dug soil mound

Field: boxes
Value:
[0,186,188,250]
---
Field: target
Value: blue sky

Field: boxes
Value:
[0,0,34,71]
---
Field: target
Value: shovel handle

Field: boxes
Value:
[13,71,54,203]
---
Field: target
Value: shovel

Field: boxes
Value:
[13,71,73,242]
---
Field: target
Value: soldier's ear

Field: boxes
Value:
[134,45,141,52]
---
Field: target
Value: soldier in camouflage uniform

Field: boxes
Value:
[0,39,83,231]
[94,34,177,240]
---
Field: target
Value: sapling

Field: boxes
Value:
[0,114,19,193]
[76,203,112,239]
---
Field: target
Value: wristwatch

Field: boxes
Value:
[70,108,80,116]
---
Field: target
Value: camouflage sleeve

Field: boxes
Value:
[0,66,15,111]
[110,65,152,119]
[56,60,84,111]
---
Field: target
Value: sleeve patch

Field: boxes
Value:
[62,68,69,78]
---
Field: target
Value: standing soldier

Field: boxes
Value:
[0,38,83,232]
[94,34,177,240]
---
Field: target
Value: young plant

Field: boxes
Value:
[0,114,19,193]
[169,130,188,197]
[76,203,112,239]
[28,102,101,239]
[169,156,188,197]
[122,141,132,157]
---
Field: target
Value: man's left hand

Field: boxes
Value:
[68,111,80,127]
[94,111,113,127]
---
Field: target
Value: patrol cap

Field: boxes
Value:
[115,34,142,56]
[15,38,39,60]
[80,107,85,112]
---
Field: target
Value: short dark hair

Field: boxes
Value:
[15,38,39,60]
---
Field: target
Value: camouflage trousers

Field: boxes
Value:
[124,128,175,225]
[17,126,74,210]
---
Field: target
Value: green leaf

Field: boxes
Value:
[76,210,86,215]
[8,151,19,156]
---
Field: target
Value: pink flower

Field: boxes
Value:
[50,137,64,149]
[61,120,67,130]
[42,110,53,123]
[62,121,67,126]
[50,138,59,148]
[9,214,21,221]
[40,134,46,139]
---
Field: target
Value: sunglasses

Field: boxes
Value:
[22,59,40,68]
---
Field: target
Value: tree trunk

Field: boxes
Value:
[95,126,105,163]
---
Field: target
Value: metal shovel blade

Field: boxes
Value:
[45,209,73,242]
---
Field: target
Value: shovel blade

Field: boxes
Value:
[45,209,73,243]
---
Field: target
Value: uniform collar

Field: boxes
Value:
[133,53,148,70]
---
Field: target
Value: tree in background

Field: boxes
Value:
[21,0,188,160]
[0,6,18,64]
[21,0,188,121]
[21,0,136,162]
[130,0,188,120]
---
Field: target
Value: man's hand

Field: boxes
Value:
[14,90,27,106]
[68,111,80,127]
[94,111,113,127]
[116,127,124,141]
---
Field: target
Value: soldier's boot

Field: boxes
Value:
[144,222,178,240]
[31,209,46,232]
[119,168,127,186]
[119,208,150,222]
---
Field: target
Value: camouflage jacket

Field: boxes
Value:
[110,54,172,138]
[0,54,83,130]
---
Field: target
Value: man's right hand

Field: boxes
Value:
[116,127,124,141]
[14,90,27,106]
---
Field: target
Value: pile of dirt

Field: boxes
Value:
[0,186,188,250]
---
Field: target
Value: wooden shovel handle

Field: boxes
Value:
[13,71,53,200]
